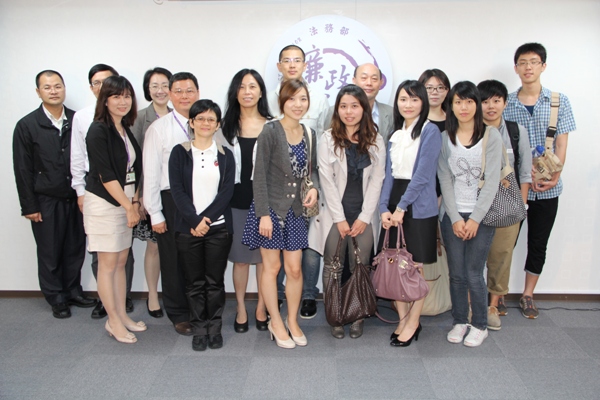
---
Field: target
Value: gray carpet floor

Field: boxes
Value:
[1,297,599,399]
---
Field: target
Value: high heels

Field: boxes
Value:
[146,299,163,318]
[267,321,295,349]
[285,318,307,346]
[234,311,249,333]
[390,323,422,347]
[124,320,147,332]
[105,320,137,344]
[255,315,268,331]
[390,332,399,341]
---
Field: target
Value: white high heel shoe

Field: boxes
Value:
[268,321,296,349]
[285,318,307,346]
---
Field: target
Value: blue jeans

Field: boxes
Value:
[441,213,495,330]
[277,248,322,301]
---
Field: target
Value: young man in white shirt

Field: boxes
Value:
[143,72,200,336]
[70,64,135,319]
[266,45,330,319]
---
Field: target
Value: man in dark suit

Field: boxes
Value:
[13,70,96,318]
[324,63,394,141]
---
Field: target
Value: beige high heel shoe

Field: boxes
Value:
[285,318,307,346]
[105,320,137,344]
[124,320,147,332]
[267,321,295,349]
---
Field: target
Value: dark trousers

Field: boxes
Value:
[176,225,232,335]
[91,249,134,297]
[525,197,559,275]
[156,191,190,324]
[31,195,86,306]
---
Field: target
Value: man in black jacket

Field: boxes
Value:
[13,70,96,318]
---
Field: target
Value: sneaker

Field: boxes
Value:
[497,296,508,316]
[519,296,539,319]
[447,324,469,344]
[487,306,501,331]
[463,326,488,347]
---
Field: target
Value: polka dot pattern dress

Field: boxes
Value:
[242,139,309,251]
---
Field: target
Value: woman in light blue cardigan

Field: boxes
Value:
[378,80,442,347]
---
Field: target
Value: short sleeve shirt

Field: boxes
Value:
[504,86,576,200]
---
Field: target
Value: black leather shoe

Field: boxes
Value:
[146,299,163,318]
[67,295,97,308]
[175,321,194,336]
[208,334,223,349]
[390,324,422,347]
[192,335,208,351]
[125,297,134,313]
[349,319,364,339]
[300,299,317,319]
[234,312,249,333]
[91,301,107,319]
[255,316,268,331]
[52,303,71,319]
[390,332,399,341]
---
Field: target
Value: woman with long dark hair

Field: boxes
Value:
[242,79,319,349]
[318,84,386,339]
[437,81,502,347]
[131,67,173,319]
[85,76,144,343]
[378,80,442,347]
[221,69,273,333]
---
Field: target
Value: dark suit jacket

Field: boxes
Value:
[86,121,142,207]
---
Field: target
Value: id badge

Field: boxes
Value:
[125,171,136,184]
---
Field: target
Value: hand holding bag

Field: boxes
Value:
[324,236,377,326]
[478,127,527,227]
[301,126,319,218]
[371,226,430,302]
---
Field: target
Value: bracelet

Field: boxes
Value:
[132,200,141,206]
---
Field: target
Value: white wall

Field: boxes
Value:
[1,0,598,294]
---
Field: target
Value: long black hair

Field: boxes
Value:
[445,81,484,146]
[392,80,430,140]
[221,69,272,145]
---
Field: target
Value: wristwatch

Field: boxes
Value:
[395,207,406,213]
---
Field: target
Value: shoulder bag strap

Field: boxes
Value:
[478,126,491,189]
[546,92,560,139]
[303,124,312,176]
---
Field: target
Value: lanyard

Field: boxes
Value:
[172,111,191,141]
[121,130,132,172]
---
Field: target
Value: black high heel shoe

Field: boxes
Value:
[390,332,399,341]
[255,316,268,331]
[234,311,249,333]
[390,323,422,347]
[146,299,164,318]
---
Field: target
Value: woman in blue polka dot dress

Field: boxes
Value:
[242,79,319,349]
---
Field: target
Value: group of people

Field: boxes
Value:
[13,42,575,350]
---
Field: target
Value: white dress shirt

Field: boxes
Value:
[70,104,95,196]
[143,110,192,225]
[42,105,67,131]
[267,82,329,135]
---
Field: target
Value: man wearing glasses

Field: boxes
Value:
[143,72,200,336]
[70,64,134,319]
[504,43,576,319]
[13,70,94,318]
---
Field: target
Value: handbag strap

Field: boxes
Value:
[303,124,312,177]
[381,225,404,249]
[478,126,511,189]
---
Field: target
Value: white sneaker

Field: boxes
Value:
[447,324,469,344]
[463,326,488,347]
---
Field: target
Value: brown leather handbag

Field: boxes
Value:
[324,236,377,326]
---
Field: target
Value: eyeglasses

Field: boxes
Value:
[149,84,169,92]
[425,85,447,93]
[41,84,64,92]
[193,116,217,124]
[280,58,304,64]
[91,80,104,88]
[516,60,544,68]
[171,89,197,97]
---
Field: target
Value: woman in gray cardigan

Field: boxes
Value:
[131,67,172,318]
[437,81,501,348]
[242,79,319,349]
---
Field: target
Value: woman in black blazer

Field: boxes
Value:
[85,76,144,344]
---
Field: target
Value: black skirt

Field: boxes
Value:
[377,179,438,264]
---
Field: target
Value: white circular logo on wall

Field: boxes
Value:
[265,15,393,106]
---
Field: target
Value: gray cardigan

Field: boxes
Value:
[437,128,502,224]
[253,120,320,219]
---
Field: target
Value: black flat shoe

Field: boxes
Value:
[68,295,97,308]
[126,297,134,313]
[255,316,268,331]
[52,303,71,319]
[390,324,422,347]
[208,334,223,349]
[91,301,107,319]
[234,312,249,333]
[146,299,163,318]
[192,335,208,351]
